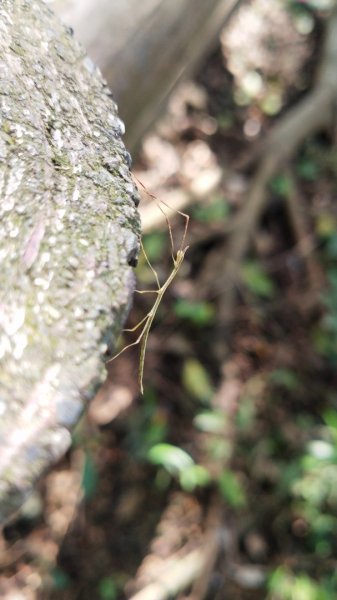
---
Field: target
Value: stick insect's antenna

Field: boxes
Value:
[134,175,189,262]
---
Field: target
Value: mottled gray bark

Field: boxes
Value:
[52,0,242,151]
[0,0,140,523]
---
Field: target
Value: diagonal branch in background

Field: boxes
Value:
[213,6,337,329]
[128,548,207,600]
[284,167,326,295]
[128,494,223,600]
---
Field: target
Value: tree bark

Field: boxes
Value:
[0,0,140,523]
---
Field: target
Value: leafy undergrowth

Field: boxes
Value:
[2,1,337,599]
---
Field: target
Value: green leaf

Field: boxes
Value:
[179,464,211,491]
[174,300,215,326]
[194,410,226,433]
[81,451,99,500]
[99,577,118,600]
[148,443,194,475]
[268,566,293,598]
[322,409,337,449]
[142,419,168,450]
[267,569,324,600]
[218,470,246,507]
[241,261,275,298]
[270,173,293,197]
[182,358,214,402]
[292,574,323,600]
[323,409,337,431]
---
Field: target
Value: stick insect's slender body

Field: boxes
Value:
[107,184,189,394]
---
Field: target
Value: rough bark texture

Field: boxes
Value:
[52,0,242,151]
[0,0,140,523]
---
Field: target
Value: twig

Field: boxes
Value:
[185,497,223,600]
[284,168,325,293]
[128,548,207,600]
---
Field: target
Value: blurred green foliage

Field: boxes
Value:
[182,358,214,402]
[296,157,319,181]
[142,231,166,262]
[136,231,167,287]
[298,141,337,183]
[218,470,246,508]
[312,266,337,362]
[260,382,337,594]
[269,368,300,391]
[148,443,210,491]
[126,391,168,459]
[192,196,230,223]
[99,577,118,600]
[268,567,331,600]
[174,299,215,326]
[270,173,293,197]
[81,450,99,500]
[288,0,335,10]
[194,410,227,433]
[241,260,276,298]
[235,395,256,430]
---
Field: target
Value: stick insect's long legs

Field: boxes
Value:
[140,240,161,290]
[108,318,149,361]
[123,313,150,333]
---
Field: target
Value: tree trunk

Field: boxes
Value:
[0,0,140,523]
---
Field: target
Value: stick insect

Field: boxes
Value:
[107,181,189,394]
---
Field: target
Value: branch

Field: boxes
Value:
[128,548,211,600]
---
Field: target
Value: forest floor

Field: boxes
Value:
[1,1,337,599]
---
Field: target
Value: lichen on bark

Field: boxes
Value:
[0,0,141,523]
